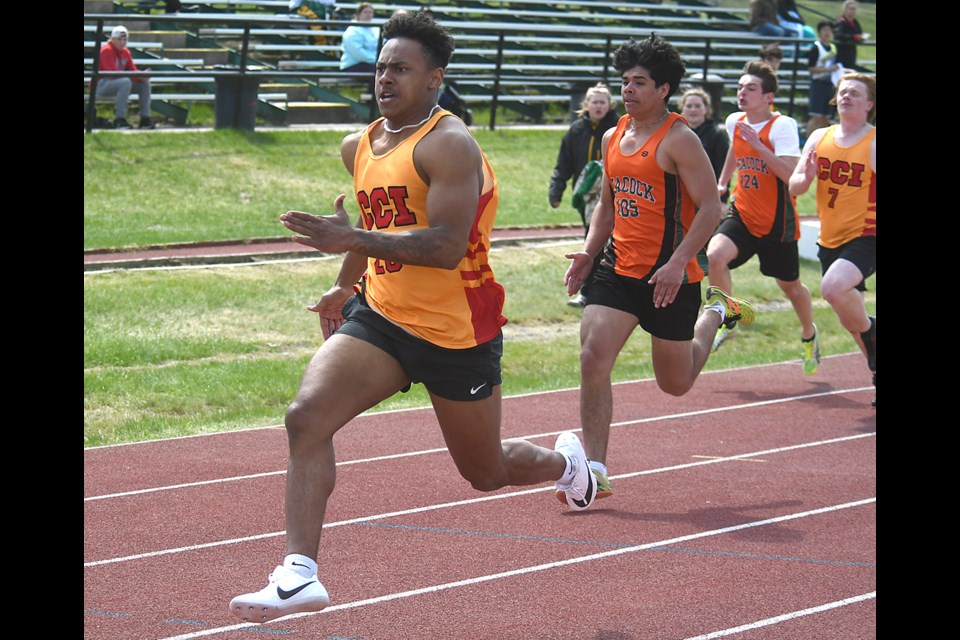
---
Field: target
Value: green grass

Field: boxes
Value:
[84,124,872,448]
[84,245,876,447]
[84,129,576,250]
[84,129,818,251]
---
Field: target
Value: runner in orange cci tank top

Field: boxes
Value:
[230,11,598,623]
[790,72,876,408]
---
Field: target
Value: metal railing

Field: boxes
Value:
[85,12,875,132]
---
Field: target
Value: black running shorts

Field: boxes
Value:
[817,236,876,292]
[715,207,801,282]
[587,264,702,341]
[335,294,503,402]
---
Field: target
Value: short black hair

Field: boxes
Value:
[381,10,455,69]
[612,33,685,100]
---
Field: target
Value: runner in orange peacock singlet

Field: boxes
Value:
[561,34,756,507]
[707,61,820,377]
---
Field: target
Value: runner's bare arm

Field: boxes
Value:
[282,120,479,269]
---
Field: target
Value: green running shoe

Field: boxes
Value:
[705,286,756,329]
[556,466,612,505]
[591,467,613,500]
[802,324,821,376]
[712,324,735,352]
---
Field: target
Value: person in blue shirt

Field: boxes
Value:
[340,2,379,74]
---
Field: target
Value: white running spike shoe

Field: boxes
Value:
[553,432,596,511]
[230,563,330,623]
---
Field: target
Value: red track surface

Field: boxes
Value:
[84,354,876,640]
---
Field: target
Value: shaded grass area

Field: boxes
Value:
[84,243,876,447]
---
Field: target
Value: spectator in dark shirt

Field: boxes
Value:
[834,0,871,71]
[805,20,841,134]
[749,0,791,38]
[679,88,730,202]
[548,83,619,307]
[776,0,815,40]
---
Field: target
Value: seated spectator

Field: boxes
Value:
[340,3,379,75]
[289,1,337,45]
[749,0,791,38]
[805,20,842,135]
[290,0,335,20]
[95,26,153,129]
[776,0,816,40]
[834,0,871,71]
[678,88,730,202]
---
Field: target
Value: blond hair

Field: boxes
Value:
[678,87,713,119]
[576,83,615,117]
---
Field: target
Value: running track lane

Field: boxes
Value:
[84,353,876,640]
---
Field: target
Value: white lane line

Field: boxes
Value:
[683,591,877,639]
[152,498,876,640]
[85,385,872,502]
[82,353,864,450]
[84,432,875,567]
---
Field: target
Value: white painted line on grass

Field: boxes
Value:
[84,236,580,276]
[85,385,872,501]
[152,498,876,640]
[683,591,876,639]
[84,432,875,567]
[83,254,340,275]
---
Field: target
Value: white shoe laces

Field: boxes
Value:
[266,565,286,584]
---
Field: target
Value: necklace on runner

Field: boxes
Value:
[383,104,441,134]
[628,109,669,132]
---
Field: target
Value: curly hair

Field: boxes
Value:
[381,10,455,70]
[612,34,685,100]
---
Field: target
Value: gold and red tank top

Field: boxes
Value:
[814,125,876,248]
[731,113,799,241]
[353,109,506,348]
[602,112,704,283]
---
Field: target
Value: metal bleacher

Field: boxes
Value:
[85,1,864,129]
